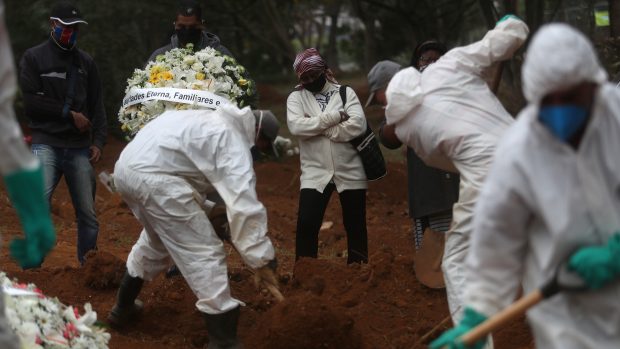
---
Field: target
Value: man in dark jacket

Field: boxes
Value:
[147,0,233,63]
[19,1,106,265]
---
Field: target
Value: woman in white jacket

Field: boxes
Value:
[287,48,368,264]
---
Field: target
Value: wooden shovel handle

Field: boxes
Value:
[459,289,543,346]
[264,282,285,302]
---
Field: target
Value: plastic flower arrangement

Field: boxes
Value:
[118,44,257,139]
[1,273,110,349]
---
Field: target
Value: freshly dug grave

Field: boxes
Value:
[0,136,534,348]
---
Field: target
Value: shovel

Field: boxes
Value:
[448,263,587,348]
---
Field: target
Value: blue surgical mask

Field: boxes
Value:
[538,105,589,141]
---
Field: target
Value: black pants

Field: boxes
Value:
[295,183,368,264]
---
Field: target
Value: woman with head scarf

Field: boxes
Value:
[287,48,369,264]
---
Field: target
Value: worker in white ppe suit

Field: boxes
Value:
[0,1,56,347]
[432,23,620,349]
[385,15,529,334]
[107,105,279,349]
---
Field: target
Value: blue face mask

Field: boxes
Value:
[538,105,589,141]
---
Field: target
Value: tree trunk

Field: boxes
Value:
[479,0,498,29]
[325,0,342,71]
[352,0,377,70]
[611,0,620,36]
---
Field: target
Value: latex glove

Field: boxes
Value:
[569,233,620,289]
[253,259,279,290]
[3,165,56,269]
[496,14,520,25]
[430,307,488,349]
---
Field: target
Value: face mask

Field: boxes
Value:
[176,28,202,48]
[538,105,589,141]
[302,73,326,93]
[51,24,77,50]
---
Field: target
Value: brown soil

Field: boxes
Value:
[0,136,534,349]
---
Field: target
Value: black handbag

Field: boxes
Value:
[339,85,387,181]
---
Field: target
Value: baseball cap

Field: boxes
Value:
[365,60,401,107]
[50,1,87,25]
[253,110,281,157]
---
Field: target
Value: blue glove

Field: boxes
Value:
[496,14,520,25]
[3,165,56,269]
[569,233,620,289]
[430,307,488,349]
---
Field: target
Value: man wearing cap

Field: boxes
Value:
[370,55,459,288]
[19,1,106,265]
[385,17,529,343]
[108,105,280,349]
[148,0,233,63]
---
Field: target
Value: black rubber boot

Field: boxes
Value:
[203,306,242,349]
[107,271,144,328]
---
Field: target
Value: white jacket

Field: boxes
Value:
[115,108,274,269]
[0,0,36,175]
[465,85,620,349]
[287,82,367,193]
[385,18,529,235]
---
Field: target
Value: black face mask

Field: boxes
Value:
[302,74,327,93]
[176,28,202,48]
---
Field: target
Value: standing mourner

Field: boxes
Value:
[18,1,106,265]
[108,106,279,349]
[432,23,620,349]
[0,0,56,346]
[385,16,529,339]
[372,44,459,287]
[287,48,369,264]
[148,0,233,63]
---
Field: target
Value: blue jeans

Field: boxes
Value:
[31,144,98,263]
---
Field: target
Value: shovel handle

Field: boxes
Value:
[459,289,543,346]
[265,282,285,302]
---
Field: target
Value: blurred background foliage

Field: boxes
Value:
[4,0,620,134]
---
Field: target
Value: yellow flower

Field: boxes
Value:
[238,78,248,86]
[150,65,163,75]
[161,71,174,80]
[121,124,128,131]
[195,72,206,80]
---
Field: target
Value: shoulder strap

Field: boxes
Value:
[339,84,348,106]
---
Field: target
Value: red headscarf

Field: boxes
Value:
[293,48,337,83]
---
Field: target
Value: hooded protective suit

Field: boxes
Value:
[464,23,620,349]
[385,17,529,324]
[114,105,275,315]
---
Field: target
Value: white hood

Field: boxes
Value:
[522,23,607,104]
[218,104,256,148]
[384,67,424,125]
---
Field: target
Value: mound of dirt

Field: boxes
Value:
[251,293,362,349]
[82,250,126,290]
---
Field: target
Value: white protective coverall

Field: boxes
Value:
[114,105,275,315]
[385,18,529,324]
[0,1,34,348]
[464,23,620,349]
